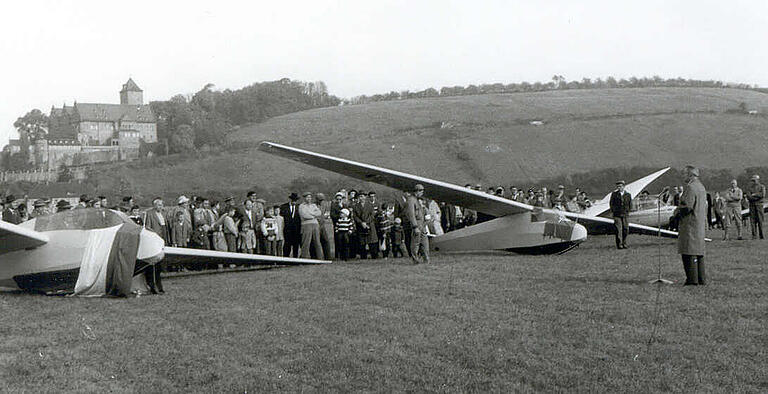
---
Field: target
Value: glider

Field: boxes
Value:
[259,141,680,255]
[0,209,328,295]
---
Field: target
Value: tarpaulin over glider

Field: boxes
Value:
[74,223,141,297]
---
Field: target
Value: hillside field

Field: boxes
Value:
[2,233,767,392]
[7,87,768,204]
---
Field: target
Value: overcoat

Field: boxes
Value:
[353,199,379,244]
[677,177,707,255]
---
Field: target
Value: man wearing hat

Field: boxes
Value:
[298,192,324,260]
[3,195,22,224]
[169,196,193,249]
[674,165,708,285]
[29,199,50,219]
[353,191,379,259]
[54,199,72,212]
[280,193,302,257]
[609,180,632,249]
[406,184,430,264]
[746,174,765,239]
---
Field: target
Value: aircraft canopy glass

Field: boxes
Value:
[34,208,130,232]
[631,194,661,212]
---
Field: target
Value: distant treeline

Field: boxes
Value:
[345,75,757,105]
[150,78,341,153]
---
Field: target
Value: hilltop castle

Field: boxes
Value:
[4,79,158,171]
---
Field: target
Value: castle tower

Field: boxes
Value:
[119,78,143,105]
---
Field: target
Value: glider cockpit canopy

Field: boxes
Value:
[32,208,132,232]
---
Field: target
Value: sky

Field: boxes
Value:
[1,0,766,146]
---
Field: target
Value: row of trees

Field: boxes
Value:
[345,75,755,105]
[150,78,341,153]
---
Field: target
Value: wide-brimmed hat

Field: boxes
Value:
[751,174,760,181]
[414,184,425,191]
[341,208,350,216]
[616,180,625,185]
[177,195,190,205]
[288,192,300,201]
[335,192,344,198]
[56,199,72,210]
[5,195,16,204]
[33,199,46,208]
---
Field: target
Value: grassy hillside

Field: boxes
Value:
[18,87,768,204]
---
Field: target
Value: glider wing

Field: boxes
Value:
[0,221,49,256]
[582,167,670,217]
[259,141,532,217]
[162,247,331,265]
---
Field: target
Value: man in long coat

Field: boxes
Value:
[675,165,708,285]
[394,191,412,255]
[353,192,379,259]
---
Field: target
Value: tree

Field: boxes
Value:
[169,124,195,153]
[14,109,48,142]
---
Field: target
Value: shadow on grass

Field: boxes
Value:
[164,264,294,280]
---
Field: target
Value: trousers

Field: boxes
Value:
[410,228,430,264]
[682,254,706,285]
[613,216,629,248]
[749,204,764,239]
[300,223,324,260]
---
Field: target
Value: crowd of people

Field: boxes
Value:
[2,173,765,288]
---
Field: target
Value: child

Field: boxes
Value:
[273,205,284,256]
[390,217,408,258]
[171,210,191,247]
[377,203,392,258]
[261,206,278,256]
[335,208,353,260]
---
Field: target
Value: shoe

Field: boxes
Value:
[738,237,744,240]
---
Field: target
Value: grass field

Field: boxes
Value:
[2,232,768,392]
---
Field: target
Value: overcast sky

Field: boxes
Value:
[1,0,766,146]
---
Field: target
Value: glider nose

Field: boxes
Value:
[137,228,165,264]
[571,222,588,242]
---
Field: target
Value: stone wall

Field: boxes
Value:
[0,169,58,183]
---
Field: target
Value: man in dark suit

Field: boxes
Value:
[280,193,302,257]
[394,191,412,256]
[2,195,22,224]
[610,180,632,249]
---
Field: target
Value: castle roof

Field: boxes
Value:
[51,105,76,117]
[75,103,155,123]
[121,78,142,92]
